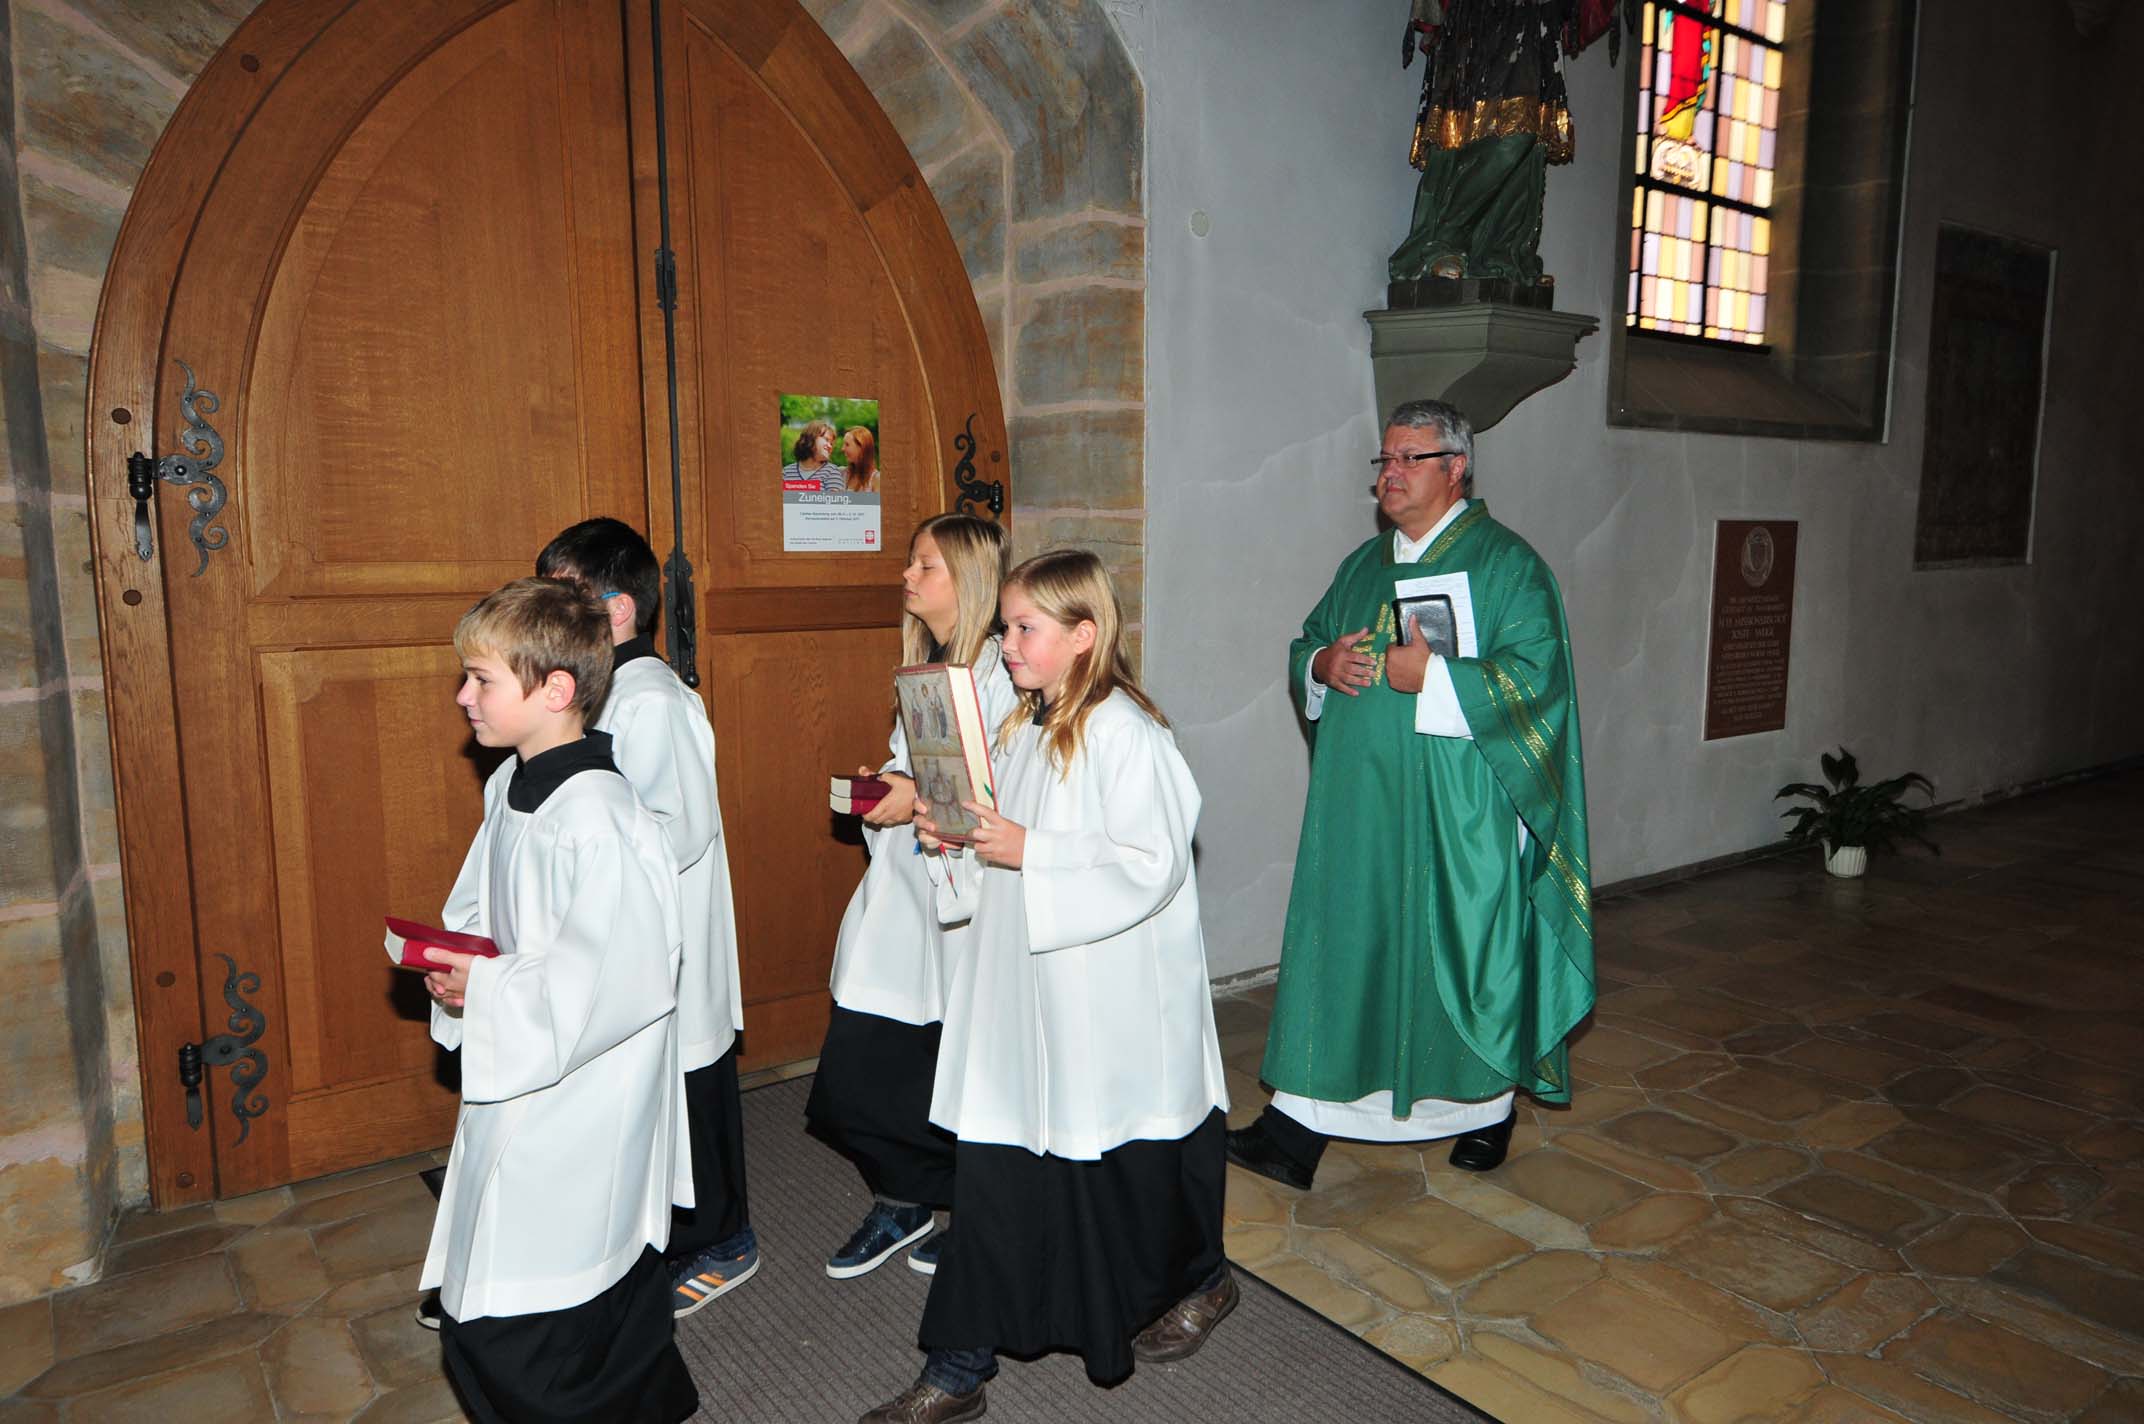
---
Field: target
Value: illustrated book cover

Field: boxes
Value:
[893,662,995,844]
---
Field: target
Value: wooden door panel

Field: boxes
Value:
[676,19,932,589]
[706,626,901,1067]
[260,645,494,1097]
[132,0,650,1197]
[247,1,646,599]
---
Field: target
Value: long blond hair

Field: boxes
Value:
[900,513,1009,669]
[999,549,1166,771]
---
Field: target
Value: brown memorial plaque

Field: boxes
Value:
[1703,520,1798,740]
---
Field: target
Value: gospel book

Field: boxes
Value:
[1390,571,1477,658]
[384,917,500,972]
[894,662,995,844]
[1392,592,1458,658]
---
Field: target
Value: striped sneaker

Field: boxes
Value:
[670,1239,761,1318]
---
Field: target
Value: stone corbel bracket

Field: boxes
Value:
[1366,303,1601,432]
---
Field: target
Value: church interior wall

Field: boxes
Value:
[1135,0,2144,979]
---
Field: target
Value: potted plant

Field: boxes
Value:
[1775,747,1938,878]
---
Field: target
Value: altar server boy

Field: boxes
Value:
[861,550,1233,1424]
[421,577,699,1424]
[536,518,756,1314]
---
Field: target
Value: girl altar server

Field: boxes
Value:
[860,550,1233,1424]
[806,514,1016,1279]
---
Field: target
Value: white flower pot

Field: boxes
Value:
[1825,843,1868,878]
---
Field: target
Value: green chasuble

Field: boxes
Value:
[1263,502,1594,1111]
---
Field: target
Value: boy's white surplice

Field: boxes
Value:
[829,637,1018,1024]
[927,689,1228,1159]
[600,654,742,1071]
[422,761,690,1321]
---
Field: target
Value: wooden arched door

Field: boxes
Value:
[87,0,1007,1205]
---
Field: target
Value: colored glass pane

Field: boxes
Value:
[1627,0,1786,345]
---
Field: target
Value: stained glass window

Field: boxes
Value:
[1627,1,1788,345]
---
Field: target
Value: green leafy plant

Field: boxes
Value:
[1775,747,1938,856]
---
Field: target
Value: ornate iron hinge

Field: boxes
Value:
[949,412,1003,519]
[128,359,230,575]
[179,953,270,1144]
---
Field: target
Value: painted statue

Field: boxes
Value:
[1390,0,1636,292]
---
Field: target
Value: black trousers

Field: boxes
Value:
[440,1246,699,1424]
[1257,1102,1331,1172]
[666,1044,752,1258]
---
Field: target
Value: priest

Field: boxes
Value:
[1227,399,1595,1189]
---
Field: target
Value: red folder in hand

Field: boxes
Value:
[385,917,500,972]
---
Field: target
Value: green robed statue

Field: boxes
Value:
[1227,398,1594,1189]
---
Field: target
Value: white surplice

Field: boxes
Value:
[422,761,690,1321]
[925,689,1228,1159]
[828,637,1019,1025]
[598,654,741,1071]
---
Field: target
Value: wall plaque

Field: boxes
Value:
[1704,520,1797,740]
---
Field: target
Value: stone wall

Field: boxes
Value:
[1,0,256,1305]
[0,0,1138,1302]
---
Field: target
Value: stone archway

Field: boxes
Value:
[0,0,1144,1296]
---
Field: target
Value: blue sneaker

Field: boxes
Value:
[908,1225,950,1276]
[827,1200,934,1280]
[670,1236,760,1318]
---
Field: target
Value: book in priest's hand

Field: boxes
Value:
[894,662,995,844]
[830,776,891,815]
[384,917,499,972]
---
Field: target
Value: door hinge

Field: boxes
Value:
[128,359,231,575]
[179,953,271,1144]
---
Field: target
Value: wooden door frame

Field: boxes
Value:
[85,1,364,1210]
[88,0,1011,1208]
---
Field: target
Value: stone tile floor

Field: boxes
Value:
[1219,769,2144,1423]
[1,770,2139,1421]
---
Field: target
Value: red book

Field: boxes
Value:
[384,916,500,972]
[830,775,892,815]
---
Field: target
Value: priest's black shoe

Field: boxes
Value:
[1224,1121,1315,1191]
[1447,1110,1517,1172]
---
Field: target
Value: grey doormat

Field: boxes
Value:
[677,1074,1493,1423]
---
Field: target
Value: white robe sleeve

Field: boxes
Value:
[458,830,680,1103]
[608,692,720,873]
[1302,651,1329,721]
[1020,720,1195,954]
[1412,656,1473,738]
[923,845,980,926]
[880,714,911,778]
[430,769,505,1051]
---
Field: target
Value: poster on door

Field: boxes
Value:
[779,393,882,552]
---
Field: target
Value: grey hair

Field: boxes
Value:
[1386,399,1474,475]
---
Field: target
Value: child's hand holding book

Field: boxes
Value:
[858,767,917,827]
[918,798,1025,870]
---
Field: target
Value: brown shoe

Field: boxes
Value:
[1132,1268,1240,1363]
[858,1381,987,1423]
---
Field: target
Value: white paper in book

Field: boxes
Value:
[1391,572,1477,657]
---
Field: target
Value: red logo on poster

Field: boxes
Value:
[865,530,877,545]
